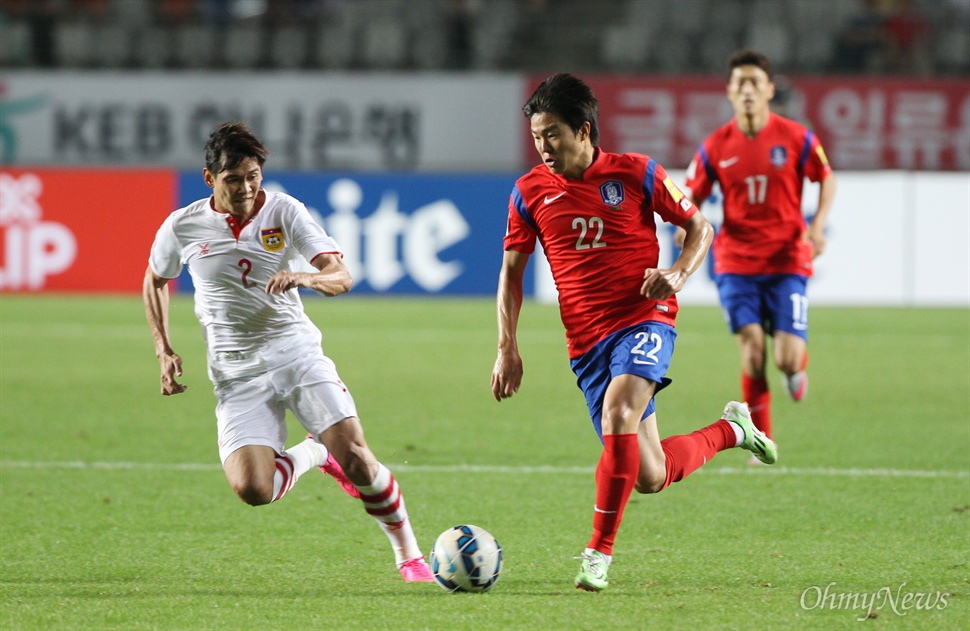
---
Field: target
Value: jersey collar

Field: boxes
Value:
[209,189,266,240]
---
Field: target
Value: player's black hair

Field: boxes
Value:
[204,122,268,174]
[523,73,600,146]
[727,49,774,81]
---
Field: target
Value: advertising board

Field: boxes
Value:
[0,169,175,292]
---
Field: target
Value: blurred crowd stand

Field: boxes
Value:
[0,0,967,74]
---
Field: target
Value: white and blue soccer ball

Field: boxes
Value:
[429,524,503,593]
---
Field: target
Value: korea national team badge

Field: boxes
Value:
[261,227,284,252]
[770,145,788,167]
[600,180,624,207]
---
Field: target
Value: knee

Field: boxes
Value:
[777,359,800,376]
[601,404,639,436]
[776,352,804,376]
[634,455,667,494]
[635,468,667,494]
[231,480,273,506]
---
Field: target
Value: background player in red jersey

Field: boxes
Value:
[684,50,836,455]
[491,73,777,592]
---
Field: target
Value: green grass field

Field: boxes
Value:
[1,295,968,630]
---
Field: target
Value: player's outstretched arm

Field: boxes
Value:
[641,212,713,300]
[265,253,353,297]
[807,172,836,258]
[143,266,187,396]
[492,250,529,401]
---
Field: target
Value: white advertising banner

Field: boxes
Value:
[0,71,523,171]
[533,171,970,307]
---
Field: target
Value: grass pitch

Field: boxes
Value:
[1,295,968,630]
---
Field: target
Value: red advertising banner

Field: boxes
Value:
[0,169,176,292]
[522,76,970,171]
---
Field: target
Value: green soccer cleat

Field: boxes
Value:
[722,401,778,465]
[574,549,610,592]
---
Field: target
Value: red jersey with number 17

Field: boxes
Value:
[505,149,697,358]
[684,113,832,277]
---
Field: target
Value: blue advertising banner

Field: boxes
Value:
[177,171,530,296]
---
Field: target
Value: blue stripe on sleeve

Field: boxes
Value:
[798,130,814,173]
[511,185,538,232]
[642,158,658,206]
[699,146,717,184]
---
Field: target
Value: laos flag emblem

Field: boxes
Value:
[261,227,285,252]
[600,180,624,207]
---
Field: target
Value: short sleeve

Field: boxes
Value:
[683,145,714,202]
[803,133,833,183]
[287,200,342,262]
[148,214,183,280]
[649,161,698,227]
[503,186,537,254]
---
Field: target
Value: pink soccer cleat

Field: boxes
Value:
[785,371,808,402]
[399,556,435,583]
[307,434,361,498]
[320,452,361,499]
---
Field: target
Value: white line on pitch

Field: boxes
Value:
[0,461,967,479]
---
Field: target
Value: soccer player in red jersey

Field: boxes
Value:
[491,73,777,592]
[684,50,836,451]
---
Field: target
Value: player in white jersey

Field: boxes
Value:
[143,122,434,582]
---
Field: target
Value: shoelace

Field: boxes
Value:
[573,553,608,575]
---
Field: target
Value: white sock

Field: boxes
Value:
[728,422,745,447]
[585,548,612,565]
[356,463,422,566]
[271,438,328,502]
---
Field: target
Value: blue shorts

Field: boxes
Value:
[569,322,676,443]
[715,273,809,340]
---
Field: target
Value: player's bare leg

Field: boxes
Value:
[224,445,277,505]
[223,441,329,505]
[738,323,772,441]
[775,331,808,402]
[635,412,666,493]
[321,417,433,582]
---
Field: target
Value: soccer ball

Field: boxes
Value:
[429,524,503,593]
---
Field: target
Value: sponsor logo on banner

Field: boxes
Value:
[0,169,175,292]
[2,73,522,171]
[0,173,76,290]
[532,75,970,170]
[177,172,513,295]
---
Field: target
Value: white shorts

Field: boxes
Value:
[213,348,358,464]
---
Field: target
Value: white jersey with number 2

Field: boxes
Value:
[149,190,342,382]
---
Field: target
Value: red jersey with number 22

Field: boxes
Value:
[685,113,832,277]
[505,149,697,359]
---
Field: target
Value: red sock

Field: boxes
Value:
[586,433,639,556]
[659,419,735,490]
[742,373,772,438]
[801,351,809,371]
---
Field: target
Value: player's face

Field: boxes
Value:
[727,65,775,118]
[204,157,263,218]
[530,112,591,178]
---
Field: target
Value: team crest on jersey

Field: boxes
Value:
[770,145,788,167]
[600,180,624,207]
[261,227,284,252]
